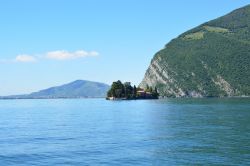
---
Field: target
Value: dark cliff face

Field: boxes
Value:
[140,5,250,97]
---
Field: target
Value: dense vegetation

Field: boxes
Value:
[107,80,159,99]
[141,5,250,97]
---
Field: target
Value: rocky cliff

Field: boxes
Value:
[140,5,250,97]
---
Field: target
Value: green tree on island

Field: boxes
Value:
[133,85,137,98]
[107,81,159,100]
[107,80,124,98]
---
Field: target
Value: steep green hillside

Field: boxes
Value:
[140,5,250,97]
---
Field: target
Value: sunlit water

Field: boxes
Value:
[0,98,249,165]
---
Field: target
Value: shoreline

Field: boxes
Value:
[0,96,249,100]
[0,97,106,100]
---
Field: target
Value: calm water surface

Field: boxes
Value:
[0,98,249,165]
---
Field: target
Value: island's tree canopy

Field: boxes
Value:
[107,81,159,99]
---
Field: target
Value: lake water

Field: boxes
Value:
[0,98,249,165]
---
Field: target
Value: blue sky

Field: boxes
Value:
[0,0,250,95]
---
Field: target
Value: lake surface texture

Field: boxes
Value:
[0,98,249,165]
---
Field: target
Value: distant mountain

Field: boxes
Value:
[2,80,110,99]
[140,5,250,97]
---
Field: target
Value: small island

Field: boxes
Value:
[106,80,159,100]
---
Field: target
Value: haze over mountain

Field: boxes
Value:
[140,4,250,97]
[1,80,110,99]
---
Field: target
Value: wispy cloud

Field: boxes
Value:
[15,55,37,63]
[1,50,99,63]
[46,50,99,60]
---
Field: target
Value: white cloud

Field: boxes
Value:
[46,50,99,60]
[15,55,37,63]
[1,49,99,63]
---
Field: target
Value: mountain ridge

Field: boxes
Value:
[1,80,110,99]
